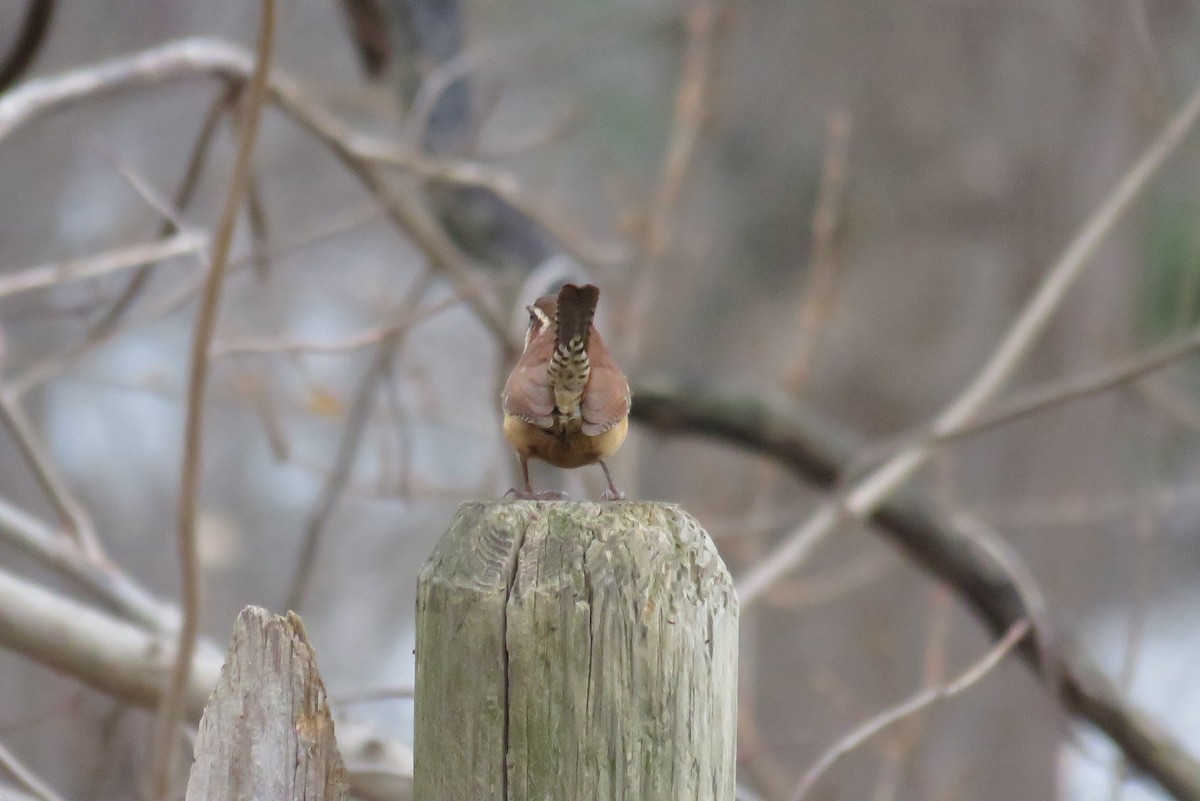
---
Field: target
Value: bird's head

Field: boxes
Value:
[523,295,557,352]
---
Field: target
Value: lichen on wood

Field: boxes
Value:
[415,501,738,801]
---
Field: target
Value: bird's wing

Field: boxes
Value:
[580,329,631,436]
[502,335,556,428]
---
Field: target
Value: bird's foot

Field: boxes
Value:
[597,460,625,501]
[504,488,571,501]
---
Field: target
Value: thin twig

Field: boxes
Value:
[0,782,49,801]
[357,143,629,268]
[87,84,237,343]
[1108,435,1165,801]
[245,171,271,278]
[929,322,1200,446]
[0,387,103,560]
[625,0,722,360]
[102,146,189,232]
[630,378,1200,801]
[0,564,415,799]
[278,338,389,611]
[0,738,66,801]
[787,620,1030,801]
[9,204,380,397]
[476,103,581,159]
[281,271,434,612]
[737,73,1200,605]
[0,37,516,353]
[946,511,1055,681]
[0,494,173,632]
[0,232,207,299]
[149,4,275,798]
[379,356,413,497]
[784,110,851,393]
[869,587,952,801]
[761,551,893,611]
[228,84,274,279]
[15,88,234,398]
[402,1,674,149]
[239,373,290,461]
[212,275,489,357]
[841,321,1200,485]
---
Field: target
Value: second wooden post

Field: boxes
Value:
[415,501,738,800]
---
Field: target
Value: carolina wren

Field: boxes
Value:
[501,283,631,500]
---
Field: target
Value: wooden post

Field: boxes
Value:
[415,501,738,800]
[185,606,349,801]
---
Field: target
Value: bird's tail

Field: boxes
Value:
[550,283,599,420]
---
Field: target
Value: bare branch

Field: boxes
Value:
[281,270,438,612]
[150,4,276,797]
[9,204,380,397]
[400,2,677,150]
[212,275,490,358]
[787,620,1030,801]
[0,564,412,800]
[245,170,271,278]
[88,84,237,342]
[102,146,190,231]
[0,37,515,352]
[737,71,1200,606]
[841,324,1200,498]
[629,378,1200,801]
[761,551,892,611]
[0,0,55,93]
[931,323,1200,445]
[0,565,219,718]
[784,110,851,393]
[0,782,47,801]
[337,0,390,77]
[0,495,176,632]
[357,143,630,268]
[0,387,102,559]
[0,738,66,801]
[0,232,207,299]
[625,0,724,358]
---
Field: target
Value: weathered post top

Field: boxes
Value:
[415,501,738,801]
[185,607,349,801]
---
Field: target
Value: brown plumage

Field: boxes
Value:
[502,283,630,500]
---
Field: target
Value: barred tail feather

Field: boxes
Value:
[555,284,599,351]
[551,340,590,418]
[549,283,599,419]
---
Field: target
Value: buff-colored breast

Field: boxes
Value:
[503,415,628,469]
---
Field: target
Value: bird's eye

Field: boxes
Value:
[526,306,538,326]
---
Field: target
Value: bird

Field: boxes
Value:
[501,283,631,500]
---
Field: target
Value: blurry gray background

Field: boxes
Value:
[1,0,1199,799]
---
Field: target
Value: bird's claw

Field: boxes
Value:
[600,487,626,501]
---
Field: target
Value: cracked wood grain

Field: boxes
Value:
[184,606,349,801]
[415,501,738,801]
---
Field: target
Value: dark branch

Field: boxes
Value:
[0,0,54,94]
[338,0,391,78]
[630,376,1200,801]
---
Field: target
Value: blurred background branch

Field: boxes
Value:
[0,0,54,94]
[1,2,1199,800]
